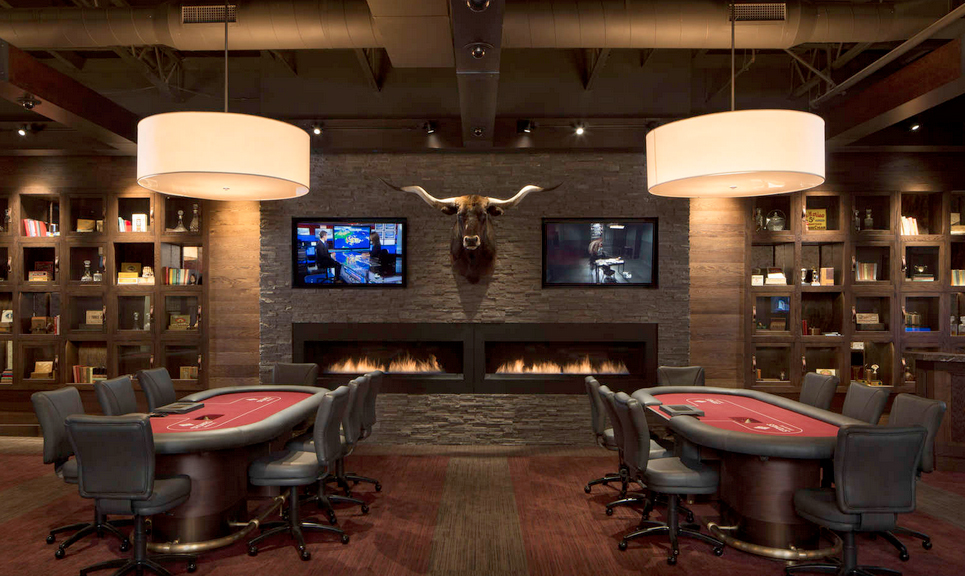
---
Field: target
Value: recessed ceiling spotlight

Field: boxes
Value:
[909,123,921,132]
[472,127,485,137]
[466,42,493,60]
[574,124,585,136]
[467,0,491,11]
[423,121,437,135]
[17,125,27,137]
[516,120,534,134]
[17,94,40,110]
[311,124,322,135]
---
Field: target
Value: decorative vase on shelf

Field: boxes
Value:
[81,260,93,282]
[864,208,874,230]
[853,209,861,231]
[172,210,188,233]
[189,204,200,233]
[766,210,786,231]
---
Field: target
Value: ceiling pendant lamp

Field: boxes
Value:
[136,4,309,201]
[646,7,825,198]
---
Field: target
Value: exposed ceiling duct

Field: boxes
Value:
[0,0,955,56]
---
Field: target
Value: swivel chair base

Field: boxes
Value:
[786,532,902,576]
[876,526,932,561]
[345,471,382,492]
[606,491,696,524]
[79,516,195,576]
[249,486,349,561]
[47,510,132,559]
[584,471,623,494]
[618,496,723,565]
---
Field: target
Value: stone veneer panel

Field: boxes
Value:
[260,151,689,444]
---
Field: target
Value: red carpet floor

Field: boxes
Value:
[508,455,965,576]
[923,471,965,499]
[0,454,54,490]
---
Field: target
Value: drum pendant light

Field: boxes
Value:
[136,3,309,201]
[646,7,825,198]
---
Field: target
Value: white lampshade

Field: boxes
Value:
[137,112,311,201]
[646,110,826,198]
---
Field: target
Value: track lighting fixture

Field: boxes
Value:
[423,121,437,135]
[517,120,534,134]
[17,125,27,137]
[312,124,322,135]
[574,124,585,136]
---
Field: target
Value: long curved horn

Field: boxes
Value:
[487,183,562,210]
[380,179,460,211]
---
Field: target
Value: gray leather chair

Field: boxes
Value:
[657,366,706,387]
[342,370,383,492]
[31,388,131,558]
[136,368,177,412]
[247,386,352,560]
[583,376,622,494]
[785,425,927,576]
[94,375,139,415]
[879,394,947,560]
[799,372,839,411]
[841,382,889,425]
[272,363,319,386]
[611,391,724,565]
[65,414,197,576]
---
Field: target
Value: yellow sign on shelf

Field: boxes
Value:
[806,208,827,230]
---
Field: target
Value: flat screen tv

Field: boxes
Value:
[292,218,406,288]
[542,218,657,287]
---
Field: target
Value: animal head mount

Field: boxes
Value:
[381,179,561,283]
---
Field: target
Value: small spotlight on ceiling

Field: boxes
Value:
[909,123,921,132]
[423,121,437,135]
[17,125,27,137]
[516,120,534,134]
[311,124,322,135]
[467,0,491,11]
[574,124,585,136]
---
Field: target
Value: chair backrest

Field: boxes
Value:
[610,392,651,477]
[65,414,155,502]
[313,385,351,467]
[598,384,624,454]
[342,375,369,446]
[887,394,946,473]
[833,425,926,530]
[657,366,705,387]
[584,376,607,436]
[95,375,139,416]
[360,370,383,438]
[841,382,889,425]
[31,387,85,466]
[136,367,177,411]
[271,363,319,386]
[799,372,839,411]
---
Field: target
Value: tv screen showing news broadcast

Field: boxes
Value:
[292,218,406,288]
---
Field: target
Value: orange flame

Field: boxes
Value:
[495,356,629,375]
[326,354,443,374]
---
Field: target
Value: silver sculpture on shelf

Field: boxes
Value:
[189,204,200,233]
[172,210,188,233]
[81,260,93,282]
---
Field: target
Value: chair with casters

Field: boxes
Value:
[272,363,319,386]
[657,366,706,387]
[878,394,946,561]
[785,425,927,576]
[94,375,139,416]
[65,413,197,576]
[247,386,352,560]
[583,376,622,495]
[136,368,177,412]
[841,382,889,425]
[610,391,724,565]
[31,388,131,559]
[342,370,383,492]
[799,372,839,411]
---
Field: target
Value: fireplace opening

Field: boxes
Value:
[486,342,637,375]
[305,340,462,375]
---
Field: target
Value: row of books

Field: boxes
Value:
[953,269,965,286]
[900,216,921,236]
[0,369,11,384]
[163,267,201,285]
[117,215,148,233]
[856,262,878,282]
[72,365,108,384]
[22,218,58,237]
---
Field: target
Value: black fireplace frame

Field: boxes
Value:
[292,322,658,394]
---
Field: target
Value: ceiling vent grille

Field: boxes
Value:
[733,3,787,22]
[182,5,237,24]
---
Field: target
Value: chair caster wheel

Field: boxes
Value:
[618,541,628,551]
[899,552,910,562]
[375,483,382,492]
[714,547,724,557]
[248,546,258,557]
[923,540,933,550]
[54,547,66,559]
[361,504,369,514]
[605,507,614,516]
[328,515,338,526]
[120,539,131,552]
[667,555,677,566]
[299,547,311,561]
[46,534,55,545]
[187,562,198,572]
[584,485,591,494]
[341,534,350,545]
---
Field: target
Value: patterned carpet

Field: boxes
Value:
[1,439,964,576]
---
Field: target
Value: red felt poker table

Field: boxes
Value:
[632,386,862,557]
[147,386,325,544]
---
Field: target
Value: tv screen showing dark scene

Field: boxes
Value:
[543,219,657,287]
[293,218,406,287]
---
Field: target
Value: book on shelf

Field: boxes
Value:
[162,267,201,285]
[117,217,133,232]
[117,272,139,284]
[22,218,51,237]
[900,216,920,235]
[856,262,878,282]
[764,267,787,285]
[912,274,935,282]
[953,269,965,286]
[27,271,49,282]
[169,314,192,330]
[0,369,12,384]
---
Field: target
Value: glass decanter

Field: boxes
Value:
[189,204,200,233]
[172,209,188,233]
[81,260,93,282]
[133,311,140,330]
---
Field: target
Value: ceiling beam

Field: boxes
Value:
[0,40,139,153]
[581,48,611,91]
[112,46,182,103]
[263,50,298,77]
[450,0,505,148]
[354,48,386,92]
[47,51,86,72]
[826,36,965,148]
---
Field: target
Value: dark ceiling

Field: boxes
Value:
[1,0,964,155]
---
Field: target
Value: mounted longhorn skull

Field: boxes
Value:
[381,179,560,283]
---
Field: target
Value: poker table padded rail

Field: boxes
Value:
[632,386,864,459]
[151,385,326,455]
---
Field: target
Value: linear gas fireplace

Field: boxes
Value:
[292,323,657,394]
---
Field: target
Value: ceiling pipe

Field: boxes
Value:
[0,0,952,52]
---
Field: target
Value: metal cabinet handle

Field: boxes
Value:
[149,206,155,227]
[149,354,155,368]
[901,306,908,319]
[852,306,857,325]
[802,355,807,371]
[901,257,907,273]
[851,254,857,273]
[54,256,59,277]
[802,206,808,230]
[752,304,757,325]
[196,304,202,329]
[149,305,154,327]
